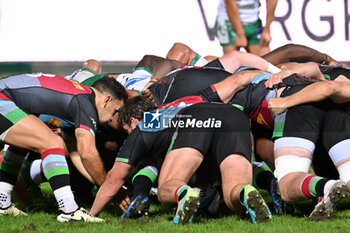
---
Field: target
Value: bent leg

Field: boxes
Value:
[220,154,252,212]
[274,138,314,202]
[4,115,65,154]
[158,147,203,225]
[3,115,80,214]
[158,147,203,204]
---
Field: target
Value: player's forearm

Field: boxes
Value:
[240,53,280,73]
[220,51,280,73]
[265,0,278,30]
[215,70,265,103]
[80,151,107,186]
[279,81,336,108]
[262,44,329,65]
[329,80,350,104]
[69,151,95,184]
[151,59,183,81]
[90,162,131,216]
[225,0,244,35]
[283,62,325,80]
[90,178,124,216]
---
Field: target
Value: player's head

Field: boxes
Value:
[118,96,156,133]
[92,76,128,124]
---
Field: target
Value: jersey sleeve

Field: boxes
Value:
[69,94,99,136]
[115,127,147,166]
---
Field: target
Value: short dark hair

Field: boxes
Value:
[92,76,128,102]
[118,96,156,127]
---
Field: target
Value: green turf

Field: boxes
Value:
[0,184,349,233]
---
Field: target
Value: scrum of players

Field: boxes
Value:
[0,42,349,224]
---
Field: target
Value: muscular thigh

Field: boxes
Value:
[5,115,64,153]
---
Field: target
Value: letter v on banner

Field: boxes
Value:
[197,0,216,40]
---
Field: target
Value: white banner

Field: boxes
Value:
[269,0,350,62]
[0,0,349,62]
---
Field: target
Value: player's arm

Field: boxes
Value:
[264,62,325,88]
[151,59,184,82]
[212,70,267,103]
[90,161,132,216]
[69,151,95,183]
[142,59,184,93]
[225,0,247,49]
[268,77,350,115]
[219,50,281,73]
[134,55,165,72]
[262,43,343,66]
[260,0,278,47]
[75,127,107,186]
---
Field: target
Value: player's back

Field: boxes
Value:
[0,73,94,118]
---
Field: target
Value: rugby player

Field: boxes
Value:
[0,74,126,222]
[258,63,350,220]
[157,102,272,224]
[215,0,278,55]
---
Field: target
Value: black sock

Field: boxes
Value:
[178,189,188,201]
[253,162,275,192]
[132,175,153,197]
[239,188,245,204]
[315,178,329,197]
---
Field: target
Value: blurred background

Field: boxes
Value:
[0,0,349,77]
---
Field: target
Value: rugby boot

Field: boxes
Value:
[309,180,350,221]
[173,188,200,225]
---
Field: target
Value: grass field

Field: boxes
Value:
[0,184,349,233]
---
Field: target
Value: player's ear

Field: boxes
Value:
[130,117,141,127]
[104,95,113,107]
[130,117,137,125]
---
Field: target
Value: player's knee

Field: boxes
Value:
[278,176,293,202]
[274,155,311,182]
[157,184,167,203]
[39,133,65,153]
[274,137,314,181]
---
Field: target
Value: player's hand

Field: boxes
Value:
[268,97,288,116]
[335,75,350,83]
[265,69,294,88]
[260,28,271,47]
[235,34,248,49]
[121,194,151,220]
[119,196,131,212]
[111,185,130,211]
[142,88,156,105]
[328,60,348,67]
